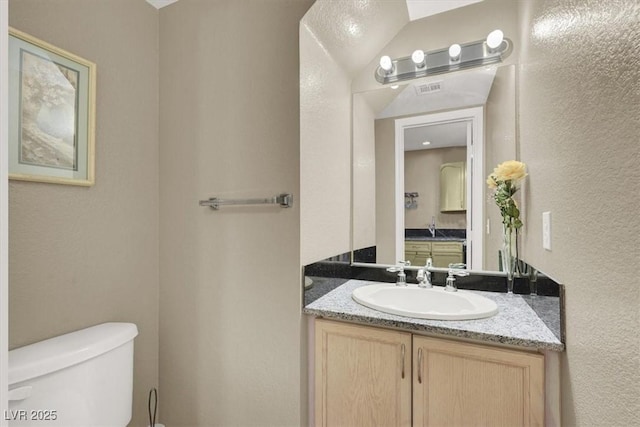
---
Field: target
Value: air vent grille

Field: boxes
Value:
[415,81,443,95]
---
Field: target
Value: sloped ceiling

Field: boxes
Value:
[146,0,179,9]
[406,0,484,21]
[301,0,485,78]
[301,1,409,78]
[404,121,468,151]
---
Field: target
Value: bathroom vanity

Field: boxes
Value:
[304,280,563,427]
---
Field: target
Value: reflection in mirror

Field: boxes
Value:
[352,64,517,272]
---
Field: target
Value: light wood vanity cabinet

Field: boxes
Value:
[405,241,432,267]
[315,319,545,427]
[405,240,464,268]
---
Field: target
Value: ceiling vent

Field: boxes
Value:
[415,81,443,95]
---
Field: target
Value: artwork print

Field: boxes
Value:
[19,50,80,170]
[8,27,96,186]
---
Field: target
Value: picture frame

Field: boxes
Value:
[8,27,96,186]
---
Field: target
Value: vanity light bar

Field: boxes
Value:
[375,36,512,84]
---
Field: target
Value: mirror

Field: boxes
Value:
[352,63,517,272]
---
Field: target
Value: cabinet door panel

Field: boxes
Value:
[431,253,463,268]
[413,336,544,427]
[405,241,432,252]
[413,251,432,267]
[315,319,412,427]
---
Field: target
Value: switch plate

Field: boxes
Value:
[542,211,551,250]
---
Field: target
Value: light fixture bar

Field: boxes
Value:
[375,37,512,84]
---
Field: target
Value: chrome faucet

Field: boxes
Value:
[428,216,436,238]
[417,258,433,288]
[386,261,410,286]
[445,267,469,292]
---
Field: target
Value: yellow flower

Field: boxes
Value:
[493,160,527,182]
[486,175,497,189]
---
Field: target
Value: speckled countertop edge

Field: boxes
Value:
[303,280,564,352]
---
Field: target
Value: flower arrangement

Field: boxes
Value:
[487,160,527,232]
[487,160,527,293]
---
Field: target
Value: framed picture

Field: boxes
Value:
[8,28,96,186]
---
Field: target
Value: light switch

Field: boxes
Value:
[542,211,551,251]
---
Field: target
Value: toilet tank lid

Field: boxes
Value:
[9,322,138,385]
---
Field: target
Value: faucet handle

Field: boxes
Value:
[386,260,410,273]
[445,268,468,292]
[449,269,469,277]
[387,261,409,286]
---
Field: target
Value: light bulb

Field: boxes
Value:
[449,44,461,60]
[379,55,393,72]
[411,49,425,67]
[486,29,504,50]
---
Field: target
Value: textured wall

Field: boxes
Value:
[518,0,640,425]
[300,22,352,265]
[159,1,312,425]
[8,1,159,426]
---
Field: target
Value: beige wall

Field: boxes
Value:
[405,147,467,230]
[374,117,397,264]
[517,0,640,425]
[159,1,312,425]
[484,65,517,271]
[8,1,159,426]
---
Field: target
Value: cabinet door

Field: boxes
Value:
[431,242,463,268]
[413,336,545,427]
[430,253,462,268]
[440,162,466,212]
[315,319,412,427]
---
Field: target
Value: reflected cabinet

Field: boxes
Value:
[405,240,464,268]
[440,162,466,212]
[314,319,545,427]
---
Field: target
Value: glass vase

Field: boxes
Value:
[501,226,517,294]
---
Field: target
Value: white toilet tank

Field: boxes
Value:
[7,322,138,427]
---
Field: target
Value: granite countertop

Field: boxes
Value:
[303,279,564,352]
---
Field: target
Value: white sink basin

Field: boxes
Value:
[352,284,498,320]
